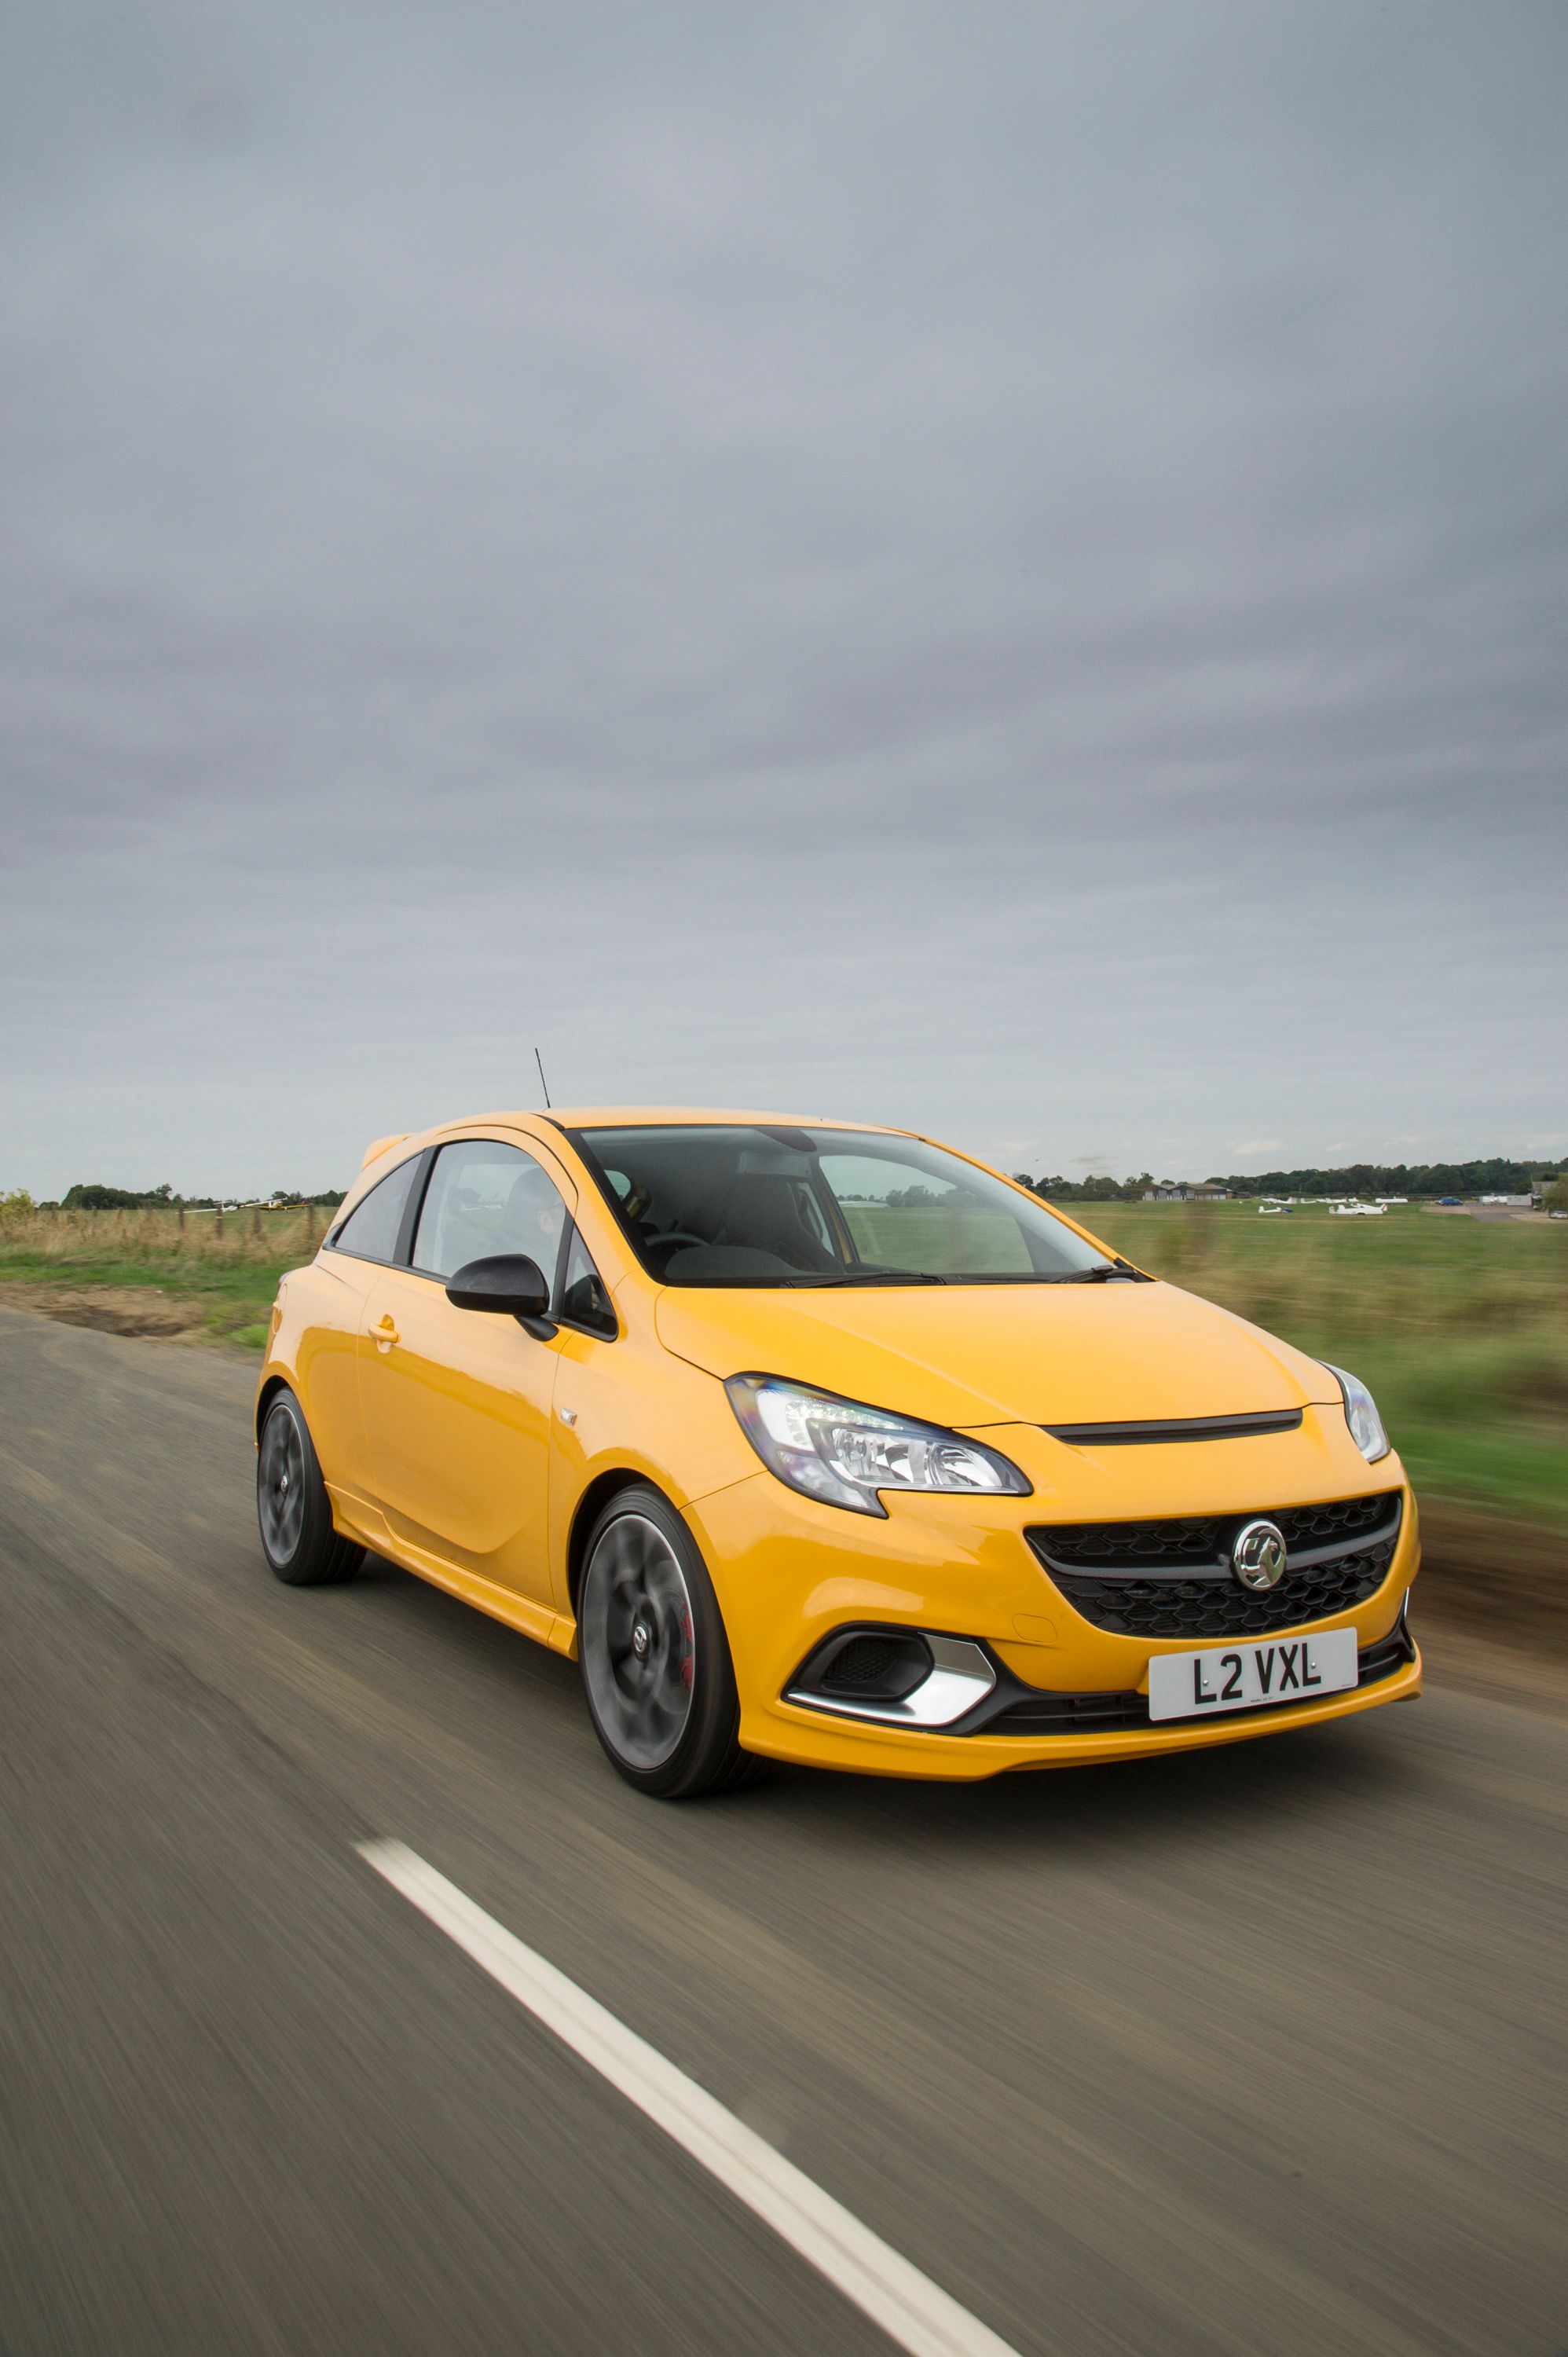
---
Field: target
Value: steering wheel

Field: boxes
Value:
[653,1231,709,1254]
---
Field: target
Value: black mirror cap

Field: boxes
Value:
[445,1254,551,1322]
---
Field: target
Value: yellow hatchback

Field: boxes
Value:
[255,1109,1421,1797]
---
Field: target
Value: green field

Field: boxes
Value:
[837,1198,1568,1532]
[0,1204,328,1353]
[1066,1201,1568,1530]
[2,1197,1563,1534]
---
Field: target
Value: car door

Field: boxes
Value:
[306,1149,430,1505]
[356,1136,574,1608]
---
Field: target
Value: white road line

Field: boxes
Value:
[357,1838,1027,2357]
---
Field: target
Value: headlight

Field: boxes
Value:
[724,1373,1031,1516]
[1327,1364,1390,1463]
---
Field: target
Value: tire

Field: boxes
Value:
[257,1388,361,1588]
[577,1484,757,1800]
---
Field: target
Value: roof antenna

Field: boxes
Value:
[533,1046,552,1109]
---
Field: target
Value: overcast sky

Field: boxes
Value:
[3,1,1565,1197]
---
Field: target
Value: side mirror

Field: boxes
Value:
[445,1255,555,1336]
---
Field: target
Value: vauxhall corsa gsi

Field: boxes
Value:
[255,1110,1420,1798]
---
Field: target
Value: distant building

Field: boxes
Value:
[1479,1193,1533,1207]
[1142,1184,1231,1202]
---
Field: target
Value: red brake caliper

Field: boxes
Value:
[680,1607,694,1688]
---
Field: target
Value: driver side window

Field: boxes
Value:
[413,1141,568,1287]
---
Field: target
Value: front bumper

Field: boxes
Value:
[746,1636,1423,1780]
[683,1410,1423,1780]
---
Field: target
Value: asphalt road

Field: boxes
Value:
[1,1306,1564,2357]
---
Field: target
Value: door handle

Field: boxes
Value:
[372,1313,400,1351]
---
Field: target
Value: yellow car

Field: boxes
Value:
[255,1109,1420,1798]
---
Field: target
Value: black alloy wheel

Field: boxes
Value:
[257,1390,361,1587]
[577,1483,755,1799]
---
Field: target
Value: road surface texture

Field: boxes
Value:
[2,1304,1563,2357]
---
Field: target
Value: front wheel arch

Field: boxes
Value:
[574,1479,756,1799]
[566,1468,666,1616]
[255,1370,291,1442]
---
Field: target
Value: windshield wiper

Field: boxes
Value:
[779,1267,947,1288]
[1056,1256,1146,1283]
[776,1258,1146,1288]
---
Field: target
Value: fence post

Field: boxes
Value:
[305,1201,317,1245]
[215,1208,224,1240]
[252,1206,262,1241]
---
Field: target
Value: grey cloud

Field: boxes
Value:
[2,0,1565,1194]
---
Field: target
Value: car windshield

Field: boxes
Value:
[566,1124,1119,1287]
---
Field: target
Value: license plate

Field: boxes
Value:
[1147,1626,1358,1723]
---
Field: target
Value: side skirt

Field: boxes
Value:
[324,1483,579,1658]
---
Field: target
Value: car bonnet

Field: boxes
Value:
[653,1277,1339,1431]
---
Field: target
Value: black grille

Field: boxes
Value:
[796,1627,934,1702]
[978,1690,1149,1737]
[822,1636,900,1690]
[1272,1494,1394,1549]
[978,1617,1412,1739]
[1042,1516,1222,1571]
[1026,1492,1401,1640]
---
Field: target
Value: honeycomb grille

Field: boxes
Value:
[821,1636,901,1690]
[1272,1495,1398,1550]
[1039,1490,1394,1574]
[1027,1493,1401,1640]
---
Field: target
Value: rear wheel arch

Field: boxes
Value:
[256,1385,361,1587]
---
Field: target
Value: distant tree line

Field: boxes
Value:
[1214,1157,1567,1200]
[1013,1157,1568,1203]
[56,1182,346,1211]
[1013,1172,1156,1201]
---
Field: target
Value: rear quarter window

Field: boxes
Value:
[328,1157,423,1266]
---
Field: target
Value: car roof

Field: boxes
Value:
[354,1109,919,1181]
[449,1108,910,1135]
